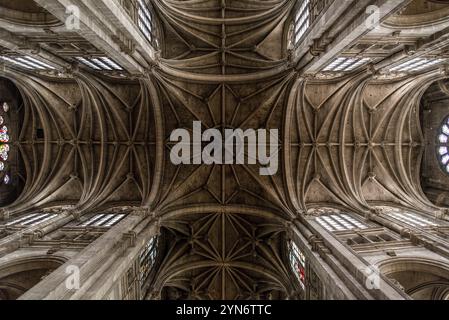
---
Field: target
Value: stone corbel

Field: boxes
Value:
[366,207,382,220]
[391,31,401,39]
[67,209,82,221]
[47,247,60,255]
[34,230,44,240]
[112,32,136,55]
[132,207,153,219]
[42,207,62,214]
[147,290,161,300]
[121,42,136,55]
[406,231,424,246]
[144,60,160,78]
[304,210,320,219]
[403,44,417,56]
[309,39,326,57]
[400,228,412,239]
[22,232,37,245]
[435,208,448,220]
[439,64,449,77]
[68,103,78,112]
[308,234,325,253]
[317,245,331,259]
[366,63,377,76]
[0,208,10,221]
[153,217,162,236]
[43,28,57,35]
[438,79,449,96]
[64,62,80,76]
[294,72,305,83]
[18,38,41,55]
[422,239,438,251]
[363,208,374,220]
[388,278,405,292]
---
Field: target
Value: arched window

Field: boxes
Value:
[0,256,65,300]
[137,0,160,50]
[139,237,157,287]
[289,0,311,48]
[438,116,449,173]
[0,102,11,185]
[288,241,306,290]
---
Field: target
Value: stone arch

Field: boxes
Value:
[0,255,67,300]
[378,257,449,300]
[0,0,61,27]
[383,0,449,29]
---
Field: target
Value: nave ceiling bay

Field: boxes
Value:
[1,51,444,220]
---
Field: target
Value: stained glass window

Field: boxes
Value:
[0,127,9,144]
[0,102,10,184]
[289,241,306,290]
[139,237,157,294]
[438,117,449,173]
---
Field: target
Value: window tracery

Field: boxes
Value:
[438,116,449,173]
[289,241,306,290]
[137,0,160,50]
[139,236,158,292]
[0,102,11,185]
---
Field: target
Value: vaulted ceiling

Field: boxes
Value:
[0,0,449,299]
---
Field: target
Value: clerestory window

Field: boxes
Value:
[291,0,311,48]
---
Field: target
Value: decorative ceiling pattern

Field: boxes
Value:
[155,0,293,76]
[0,0,449,300]
[149,0,297,299]
[0,70,162,216]
[154,207,293,300]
